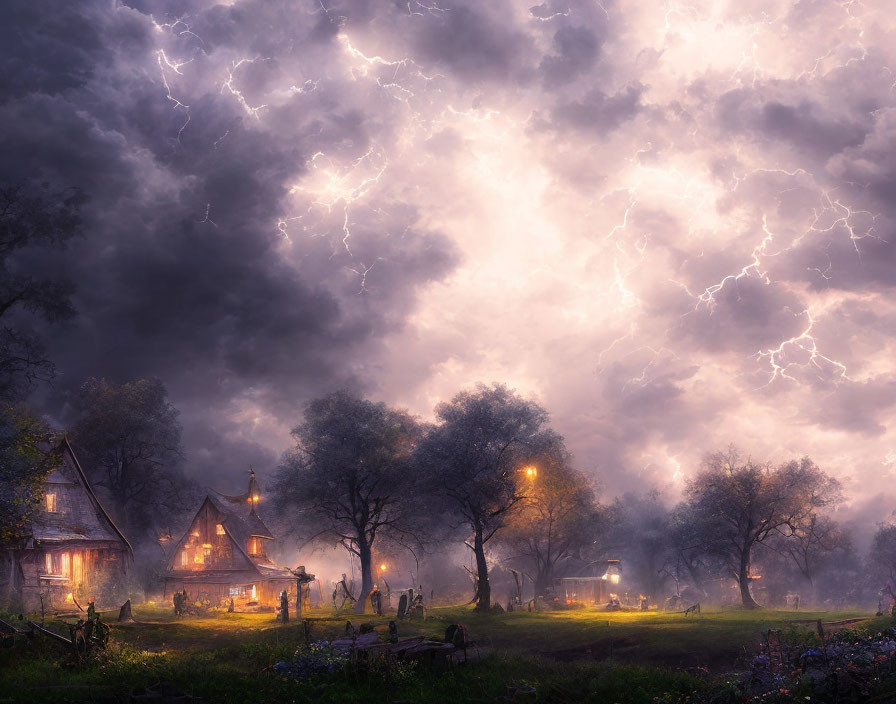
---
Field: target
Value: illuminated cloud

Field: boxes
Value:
[2,0,895,518]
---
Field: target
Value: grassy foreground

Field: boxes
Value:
[0,604,879,703]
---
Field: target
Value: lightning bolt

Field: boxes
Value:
[756,308,848,385]
[221,58,270,119]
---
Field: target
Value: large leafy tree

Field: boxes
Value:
[70,377,187,535]
[417,383,557,611]
[0,406,60,544]
[500,445,602,595]
[683,448,840,609]
[275,391,422,613]
[0,405,61,608]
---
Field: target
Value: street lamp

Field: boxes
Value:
[525,466,537,479]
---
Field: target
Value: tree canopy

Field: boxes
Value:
[70,377,187,536]
[275,390,423,613]
[416,383,558,610]
[682,448,840,609]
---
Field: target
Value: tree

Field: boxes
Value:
[274,391,422,613]
[417,383,557,611]
[500,445,602,595]
[0,406,60,544]
[0,405,61,607]
[70,377,186,535]
[683,448,840,609]
[0,183,82,401]
[766,513,848,594]
[612,492,674,601]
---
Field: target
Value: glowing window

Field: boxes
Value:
[45,493,57,512]
[45,553,53,573]
[216,524,225,535]
[181,551,188,567]
[60,552,70,577]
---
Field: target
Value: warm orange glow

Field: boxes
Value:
[45,493,57,512]
[251,494,260,503]
[379,563,386,572]
[65,592,73,603]
[525,466,537,478]
[216,524,226,535]
[201,543,212,549]
[191,531,200,537]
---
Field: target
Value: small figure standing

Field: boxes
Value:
[639,594,648,611]
[227,598,235,613]
[369,585,383,616]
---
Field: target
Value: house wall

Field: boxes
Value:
[163,575,293,607]
[18,544,129,612]
[172,501,255,573]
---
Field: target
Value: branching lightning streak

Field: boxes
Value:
[196,203,217,228]
[221,58,270,119]
[756,308,848,385]
[156,50,191,140]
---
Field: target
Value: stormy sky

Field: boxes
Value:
[4,0,896,519]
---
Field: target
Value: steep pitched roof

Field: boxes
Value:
[245,508,274,539]
[29,438,133,555]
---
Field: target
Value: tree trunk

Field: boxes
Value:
[355,538,373,614]
[534,566,552,598]
[473,525,491,611]
[738,552,759,609]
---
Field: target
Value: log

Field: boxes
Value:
[26,620,72,646]
[0,618,25,635]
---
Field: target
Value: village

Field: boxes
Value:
[2,387,894,703]
[3,0,896,701]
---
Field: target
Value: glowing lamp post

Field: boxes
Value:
[524,466,537,479]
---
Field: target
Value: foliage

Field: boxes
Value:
[0,404,60,544]
[273,640,348,678]
[869,524,896,603]
[0,182,83,402]
[416,383,558,610]
[500,444,603,594]
[275,390,423,612]
[681,447,841,609]
[69,377,190,538]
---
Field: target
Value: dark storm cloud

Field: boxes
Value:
[410,2,536,83]
[539,25,603,86]
[5,0,896,506]
[716,89,867,160]
[0,0,457,484]
[548,84,643,134]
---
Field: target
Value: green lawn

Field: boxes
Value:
[0,604,880,703]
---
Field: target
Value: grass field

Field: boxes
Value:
[0,604,884,703]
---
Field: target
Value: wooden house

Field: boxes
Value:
[2,438,133,612]
[163,471,294,607]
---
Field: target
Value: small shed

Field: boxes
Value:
[553,560,622,606]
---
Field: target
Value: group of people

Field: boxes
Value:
[172,589,191,616]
